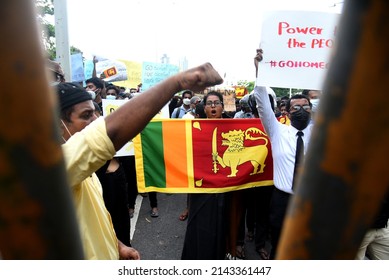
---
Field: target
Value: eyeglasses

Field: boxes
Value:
[205,100,222,107]
[291,104,311,111]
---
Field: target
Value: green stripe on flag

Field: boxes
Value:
[141,121,166,188]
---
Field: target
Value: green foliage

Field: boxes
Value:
[272,87,304,99]
[70,46,83,55]
[237,80,255,94]
[36,0,55,59]
[272,87,290,98]
[35,0,82,60]
[36,0,54,17]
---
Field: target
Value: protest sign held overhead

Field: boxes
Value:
[257,10,340,89]
[95,58,128,82]
[141,62,180,91]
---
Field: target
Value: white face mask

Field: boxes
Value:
[106,95,116,100]
[310,99,320,112]
[87,90,96,100]
[183,98,191,105]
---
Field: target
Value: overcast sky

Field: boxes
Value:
[65,0,343,82]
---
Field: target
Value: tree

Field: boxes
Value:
[36,0,55,59]
[35,0,82,60]
[272,87,304,99]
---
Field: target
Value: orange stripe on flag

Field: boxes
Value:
[163,120,189,188]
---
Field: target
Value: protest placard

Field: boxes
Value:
[257,10,339,89]
[141,62,179,91]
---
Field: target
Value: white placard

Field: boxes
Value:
[257,10,340,90]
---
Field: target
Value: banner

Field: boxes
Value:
[134,119,274,193]
[257,10,339,90]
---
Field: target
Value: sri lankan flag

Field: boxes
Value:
[133,119,273,193]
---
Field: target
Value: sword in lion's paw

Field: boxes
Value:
[212,128,219,173]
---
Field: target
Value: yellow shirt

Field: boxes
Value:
[62,117,118,259]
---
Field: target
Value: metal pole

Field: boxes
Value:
[54,0,72,82]
[278,0,389,259]
[0,0,83,259]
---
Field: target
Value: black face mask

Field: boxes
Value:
[290,108,311,130]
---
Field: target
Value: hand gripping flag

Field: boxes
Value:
[133,118,274,193]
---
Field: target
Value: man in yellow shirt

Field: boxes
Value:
[57,63,223,259]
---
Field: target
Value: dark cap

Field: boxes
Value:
[56,82,92,111]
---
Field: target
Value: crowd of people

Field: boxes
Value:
[47,47,388,261]
[50,59,223,259]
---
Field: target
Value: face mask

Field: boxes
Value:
[106,95,116,100]
[60,119,72,143]
[87,90,96,100]
[310,99,320,113]
[94,88,101,95]
[290,108,311,130]
[183,98,191,105]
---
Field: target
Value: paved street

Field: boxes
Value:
[130,193,266,260]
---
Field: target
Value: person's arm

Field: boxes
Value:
[118,240,140,260]
[255,86,279,139]
[254,48,263,78]
[92,56,98,78]
[105,63,223,150]
[253,49,278,138]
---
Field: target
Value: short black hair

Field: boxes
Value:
[195,102,207,118]
[281,95,289,101]
[301,89,310,97]
[106,84,120,94]
[286,94,311,112]
[182,90,193,98]
[204,91,223,105]
[85,77,104,89]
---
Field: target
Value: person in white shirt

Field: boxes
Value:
[171,90,194,118]
[182,96,201,119]
[254,49,313,259]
